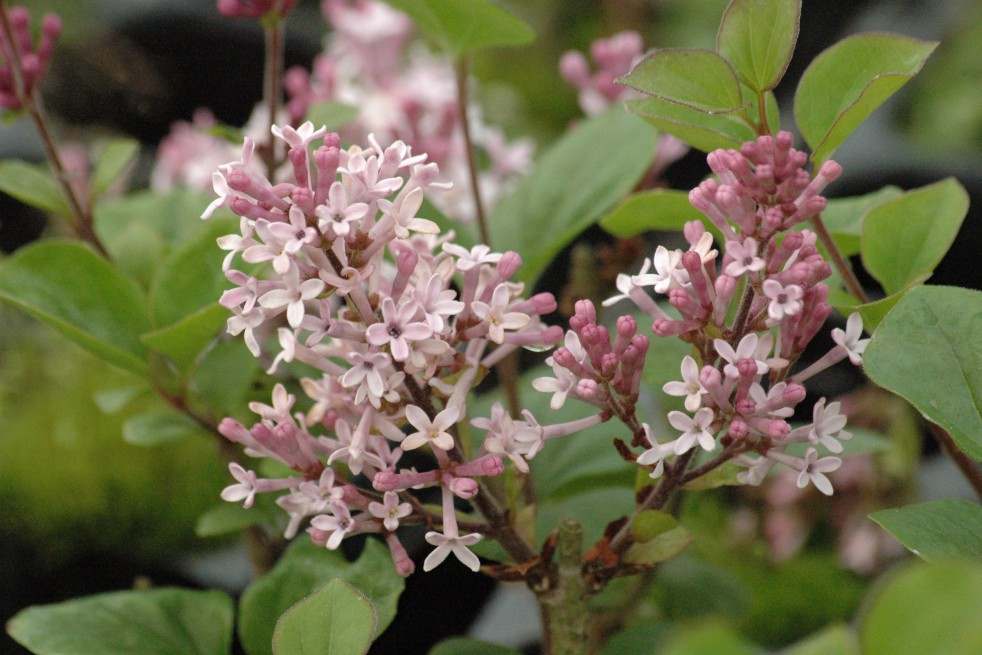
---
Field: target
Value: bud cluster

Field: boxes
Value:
[0,6,60,110]
[603,132,868,495]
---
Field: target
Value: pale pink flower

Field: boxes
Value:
[662,355,707,412]
[831,312,869,365]
[366,297,434,361]
[423,530,483,572]
[796,448,842,496]
[668,407,717,454]
[220,463,258,508]
[471,283,531,343]
[724,237,765,277]
[369,492,412,532]
[402,405,459,451]
[762,279,803,321]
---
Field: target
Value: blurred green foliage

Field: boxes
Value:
[0,306,227,569]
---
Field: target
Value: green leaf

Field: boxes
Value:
[860,560,982,655]
[378,0,533,56]
[489,106,658,285]
[122,410,203,446]
[816,186,903,257]
[623,525,692,565]
[149,220,235,328]
[619,48,754,152]
[471,366,636,501]
[189,338,259,418]
[91,138,140,200]
[7,588,233,655]
[794,34,937,165]
[779,624,859,655]
[195,503,268,537]
[863,286,982,459]
[94,189,224,287]
[0,240,150,374]
[428,638,522,655]
[870,500,982,562]
[621,48,746,113]
[631,510,678,542]
[860,178,968,295]
[829,276,917,332]
[272,578,375,655]
[682,460,743,490]
[600,188,709,237]
[660,620,761,655]
[717,0,800,92]
[0,159,71,217]
[305,101,359,131]
[239,538,404,655]
[142,303,229,374]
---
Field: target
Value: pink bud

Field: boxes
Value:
[495,251,522,281]
[448,476,478,499]
[728,417,749,440]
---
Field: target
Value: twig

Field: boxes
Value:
[810,213,868,304]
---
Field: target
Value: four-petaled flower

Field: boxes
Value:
[808,397,851,454]
[796,448,842,496]
[366,297,434,361]
[403,405,460,451]
[762,279,803,321]
[714,333,769,379]
[632,245,683,294]
[423,530,483,572]
[471,283,531,343]
[662,355,707,412]
[369,491,412,531]
[220,463,258,508]
[668,407,717,454]
[831,312,869,365]
[724,237,764,277]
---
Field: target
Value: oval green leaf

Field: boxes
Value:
[863,285,982,459]
[142,303,229,374]
[600,188,709,237]
[272,578,375,655]
[816,186,903,257]
[122,410,203,446]
[0,159,72,217]
[620,48,746,113]
[623,525,692,566]
[860,560,982,655]
[7,588,233,655]
[717,0,800,92]
[860,178,968,295]
[239,538,404,655]
[489,106,658,285]
[626,96,756,153]
[149,220,236,328]
[91,138,140,200]
[378,0,533,56]
[0,240,150,373]
[795,34,936,165]
[631,510,678,542]
[870,499,982,562]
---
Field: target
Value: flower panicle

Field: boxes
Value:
[210,123,560,574]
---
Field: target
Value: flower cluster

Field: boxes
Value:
[599,131,868,495]
[0,6,60,110]
[284,0,533,221]
[559,31,645,117]
[209,122,563,574]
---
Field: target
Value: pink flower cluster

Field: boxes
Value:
[283,0,534,221]
[208,123,564,574]
[559,30,645,117]
[0,6,60,110]
[601,132,868,495]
